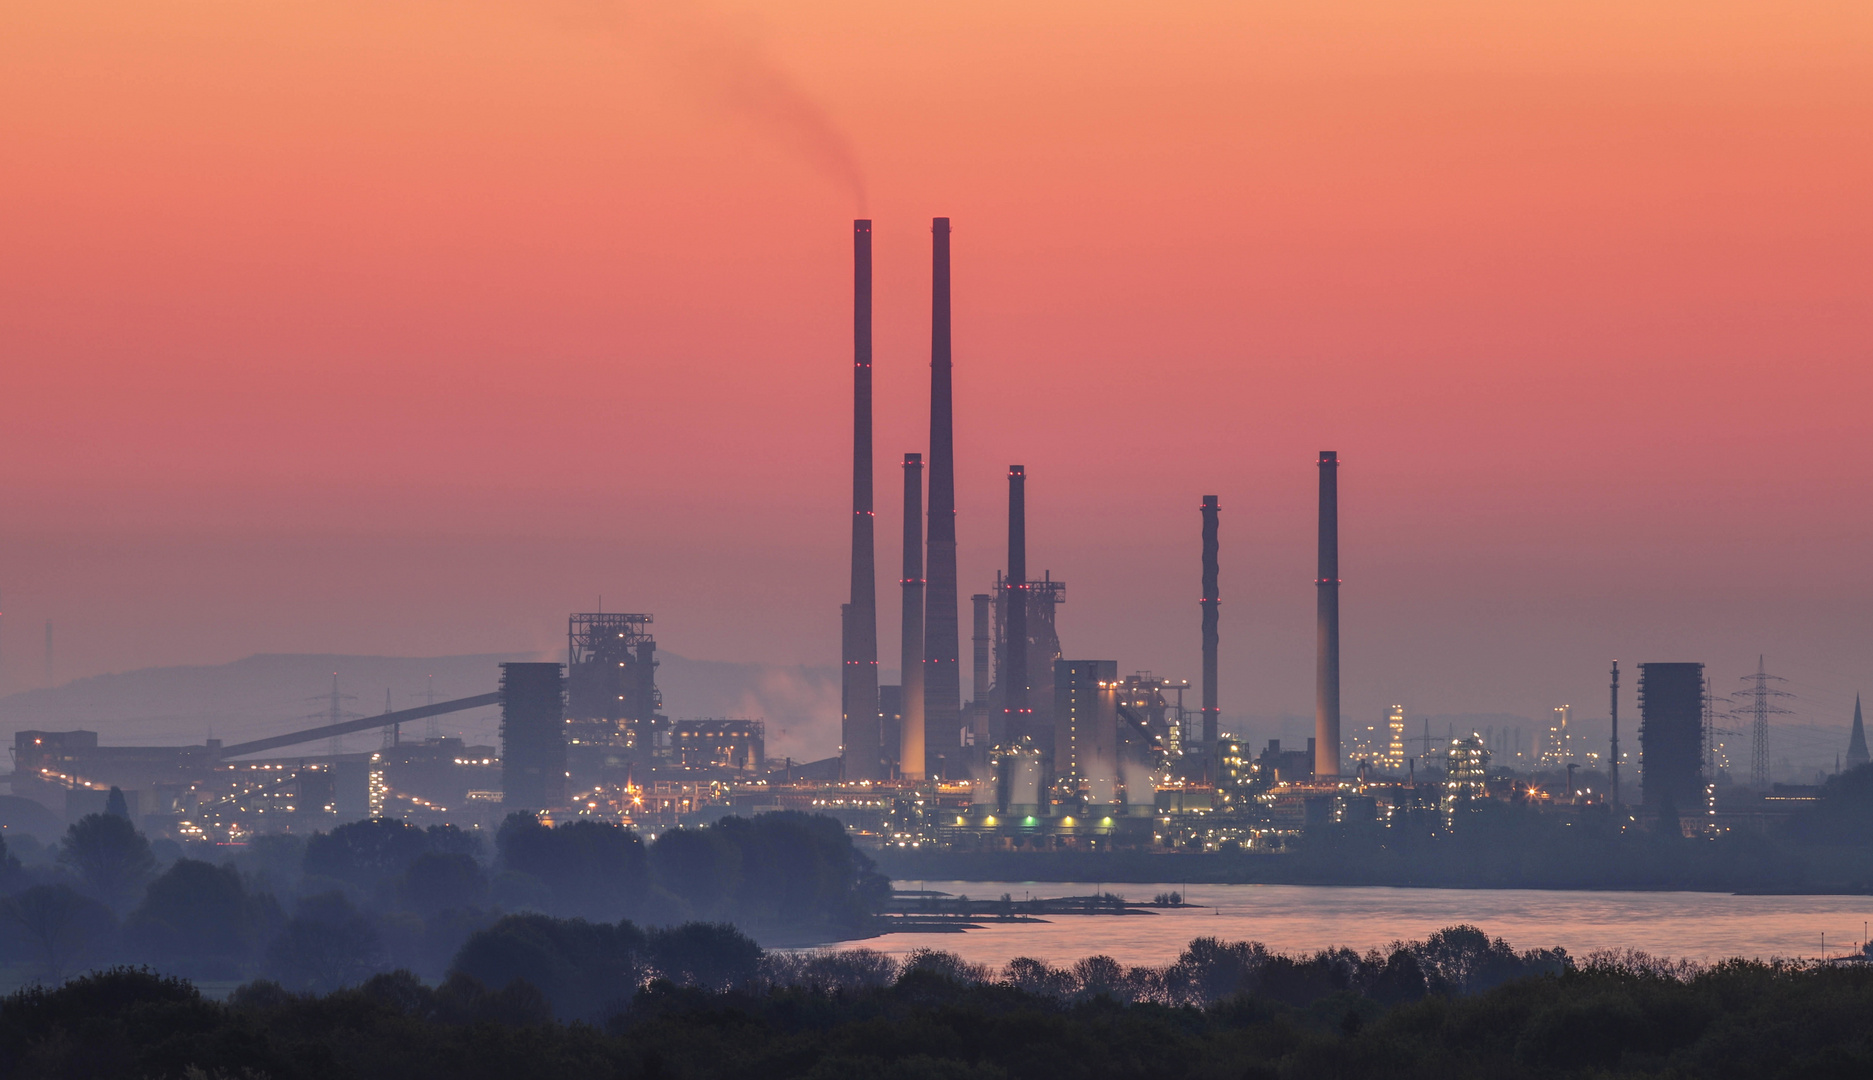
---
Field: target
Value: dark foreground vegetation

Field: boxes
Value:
[4,923,1871,1079]
[0,807,888,987]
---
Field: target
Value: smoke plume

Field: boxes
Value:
[535,0,868,211]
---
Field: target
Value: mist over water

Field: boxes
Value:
[848,882,1873,969]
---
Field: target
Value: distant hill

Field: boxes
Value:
[0,652,840,766]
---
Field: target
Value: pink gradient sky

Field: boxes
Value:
[2,2,1871,755]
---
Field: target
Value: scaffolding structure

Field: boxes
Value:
[1443,734,1489,824]
[564,614,664,781]
[1639,662,1706,812]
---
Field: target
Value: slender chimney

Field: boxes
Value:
[923,217,962,775]
[1003,466,1029,740]
[1315,451,1340,780]
[971,593,992,758]
[841,220,882,781]
[1609,660,1621,809]
[899,453,927,779]
[1200,495,1220,748]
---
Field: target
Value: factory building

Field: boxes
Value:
[1052,660,1118,796]
[500,661,567,810]
[1639,662,1706,813]
[564,613,664,786]
[1255,739,1315,784]
[990,570,1064,749]
[1443,733,1489,824]
[667,719,764,775]
[1114,674,1188,757]
[878,684,904,776]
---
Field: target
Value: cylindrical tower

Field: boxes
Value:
[923,218,962,775]
[841,220,882,781]
[1200,495,1220,748]
[1315,451,1341,780]
[1003,466,1029,741]
[1609,660,1621,809]
[899,453,927,780]
[971,593,992,758]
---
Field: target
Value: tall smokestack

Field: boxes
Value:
[971,593,992,759]
[1003,466,1029,740]
[923,217,962,775]
[841,219,882,781]
[1315,452,1341,779]
[899,453,927,780]
[1609,660,1621,809]
[1200,495,1220,748]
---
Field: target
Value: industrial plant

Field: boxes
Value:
[4,219,1860,852]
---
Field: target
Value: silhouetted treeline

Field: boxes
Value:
[1787,762,1873,846]
[5,925,1871,1079]
[449,918,1565,1021]
[0,807,887,988]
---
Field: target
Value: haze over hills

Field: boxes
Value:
[0,652,841,766]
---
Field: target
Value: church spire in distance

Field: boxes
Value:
[1848,694,1870,769]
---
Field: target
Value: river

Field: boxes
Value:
[834,881,1873,969]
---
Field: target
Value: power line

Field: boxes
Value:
[1731,656,1793,789]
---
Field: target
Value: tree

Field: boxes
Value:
[645,922,762,991]
[1413,925,1566,995]
[59,813,155,910]
[422,824,484,859]
[123,859,279,979]
[709,812,889,930]
[766,947,900,991]
[302,818,431,891]
[104,786,130,820]
[0,884,118,982]
[647,827,741,920]
[398,851,488,917]
[231,832,306,897]
[0,834,23,894]
[1166,936,1269,1004]
[262,892,387,993]
[1002,956,1075,997]
[1366,947,1430,1005]
[450,913,647,1022]
[496,814,647,920]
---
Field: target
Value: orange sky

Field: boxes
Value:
[3,1,1871,754]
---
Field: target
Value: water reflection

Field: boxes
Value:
[842,882,1873,968]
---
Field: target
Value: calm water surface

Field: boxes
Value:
[841,882,1873,968]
